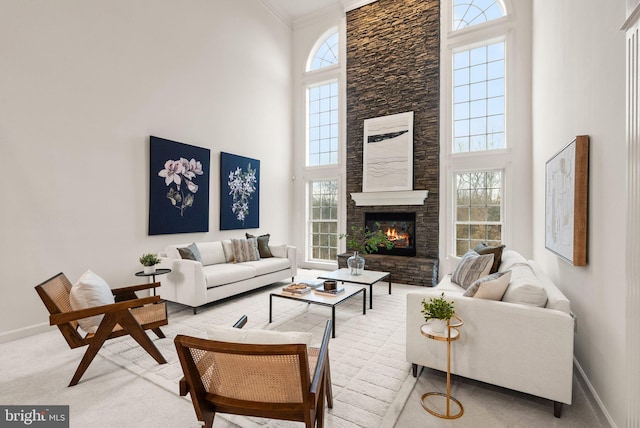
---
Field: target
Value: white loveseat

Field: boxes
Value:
[157,240,296,313]
[406,250,575,417]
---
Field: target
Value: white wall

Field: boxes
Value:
[532,0,627,425]
[0,0,293,339]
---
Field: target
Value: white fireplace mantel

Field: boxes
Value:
[350,190,428,206]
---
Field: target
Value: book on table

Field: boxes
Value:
[314,286,345,297]
[281,284,312,296]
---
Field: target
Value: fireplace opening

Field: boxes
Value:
[365,212,416,257]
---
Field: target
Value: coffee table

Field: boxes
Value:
[317,268,391,309]
[269,285,366,338]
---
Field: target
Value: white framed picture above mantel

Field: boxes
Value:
[362,111,414,193]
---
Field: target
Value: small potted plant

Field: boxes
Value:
[421,292,455,333]
[140,253,161,274]
[339,222,394,275]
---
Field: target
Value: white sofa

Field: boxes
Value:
[406,250,575,417]
[157,240,296,313]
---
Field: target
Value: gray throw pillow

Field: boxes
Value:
[451,250,495,289]
[246,233,273,258]
[178,243,202,262]
[474,243,506,274]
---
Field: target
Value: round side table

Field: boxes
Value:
[420,315,464,419]
[135,268,171,296]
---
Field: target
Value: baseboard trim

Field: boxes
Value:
[0,322,50,344]
[573,356,617,428]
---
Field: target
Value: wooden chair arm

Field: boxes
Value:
[179,315,248,396]
[309,319,332,396]
[112,282,161,296]
[49,296,161,326]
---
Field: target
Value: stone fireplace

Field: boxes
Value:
[342,0,440,287]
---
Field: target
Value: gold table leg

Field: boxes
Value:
[420,321,464,419]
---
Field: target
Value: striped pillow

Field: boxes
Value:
[231,238,260,263]
[451,251,494,289]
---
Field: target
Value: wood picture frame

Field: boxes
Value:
[545,135,589,266]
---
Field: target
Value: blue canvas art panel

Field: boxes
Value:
[149,136,210,235]
[220,152,260,230]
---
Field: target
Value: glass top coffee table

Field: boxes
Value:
[269,284,366,338]
[317,268,391,309]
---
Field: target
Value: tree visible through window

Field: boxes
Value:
[455,170,502,255]
[310,180,338,261]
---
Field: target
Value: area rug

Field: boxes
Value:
[100,278,418,428]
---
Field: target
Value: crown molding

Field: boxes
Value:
[342,0,379,13]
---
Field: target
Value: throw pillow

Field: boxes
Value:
[474,243,506,274]
[221,240,235,263]
[231,238,260,263]
[69,270,116,334]
[246,233,273,258]
[451,251,494,289]
[463,270,512,300]
[206,325,313,347]
[177,243,202,262]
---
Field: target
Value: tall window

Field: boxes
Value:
[303,28,341,263]
[309,180,338,261]
[308,81,339,166]
[453,41,505,153]
[455,171,502,255]
[445,0,510,257]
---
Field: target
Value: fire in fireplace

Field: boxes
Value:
[365,212,416,257]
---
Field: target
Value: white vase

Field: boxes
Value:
[143,265,156,274]
[430,318,447,334]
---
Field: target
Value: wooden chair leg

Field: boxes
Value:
[116,310,167,365]
[69,312,119,386]
[152,327,166,339]
[325,358,333,408]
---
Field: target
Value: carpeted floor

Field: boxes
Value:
[0,269,611,428]
[99,277,417,428]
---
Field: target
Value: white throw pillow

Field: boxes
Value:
[69,270,115,334]
[206,325,313,347]
[451,251,494,289]
[463,270,512,300]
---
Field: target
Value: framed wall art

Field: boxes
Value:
[545,135,589,266]
[149,136,210,235]
[220,152,260,230]
[362,111,414,192]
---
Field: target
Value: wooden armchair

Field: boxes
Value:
[175,318,333,428]
[35,272,168,386]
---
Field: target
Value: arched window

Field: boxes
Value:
[307,31,339,72]
[445,0,513,256]
[453,0,505,30]
[303,28,342,264]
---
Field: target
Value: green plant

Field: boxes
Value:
[338,222,394,254]
[139,253,161,267]
[421,292,455,321]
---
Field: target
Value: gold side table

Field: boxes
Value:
[420,315,464,419]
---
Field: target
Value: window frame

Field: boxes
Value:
[441,0,516,262]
